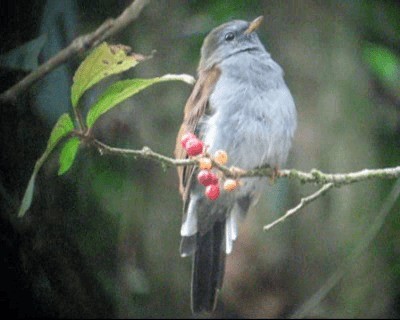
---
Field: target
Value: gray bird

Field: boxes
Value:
[175,16,297,314]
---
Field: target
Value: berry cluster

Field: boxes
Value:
[181,132,239,201]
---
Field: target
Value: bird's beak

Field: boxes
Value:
[245,16,264,34]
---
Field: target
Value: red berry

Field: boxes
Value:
[197,170,219,186]
[208,172,219,185]
[181,132,197,148]
[185,138,204,156]
[197,170,211,186]
[205,184,220,200]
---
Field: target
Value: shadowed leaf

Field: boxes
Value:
[18,113,74,217]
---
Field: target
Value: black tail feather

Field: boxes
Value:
[191,220,226,314]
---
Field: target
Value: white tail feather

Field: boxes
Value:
[180,196,198,236]
[225,209,240,254]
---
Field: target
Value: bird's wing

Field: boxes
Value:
[174,67,221,205]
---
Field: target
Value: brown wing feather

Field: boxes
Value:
[175,67,221,205]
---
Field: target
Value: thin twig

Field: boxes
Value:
[263,183,334,231]
[92,139,197,167]
[0,0,150,103]
[289,178,400,319]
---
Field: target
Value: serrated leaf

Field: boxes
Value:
[86,74,195,128]
[71,42,140,108]
[18,113,74,217]
[58,137,80,175]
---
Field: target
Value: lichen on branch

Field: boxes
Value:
[90,138,400,230]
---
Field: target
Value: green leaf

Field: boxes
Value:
[18,113,74,217]
[47,113,75,149]
[86,74,195,128]
[58,137,81,175]
[363,44,400,96]
[71,42,140,108]
[18,172,38,219]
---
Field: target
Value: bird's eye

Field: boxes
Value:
[225,32,235,41]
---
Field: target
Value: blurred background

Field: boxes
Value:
[0,0,399,318]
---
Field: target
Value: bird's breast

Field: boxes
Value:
[203,58,293,169]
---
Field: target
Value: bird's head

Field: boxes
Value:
[199,16,265,71]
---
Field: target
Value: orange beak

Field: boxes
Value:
[245,16,264,34]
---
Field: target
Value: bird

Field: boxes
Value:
[174,16,297,314]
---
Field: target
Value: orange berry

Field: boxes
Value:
[223,179,239,192]
[199,157,212,170]
[214,150,228,165]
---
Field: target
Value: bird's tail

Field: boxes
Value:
[191,219,226,314]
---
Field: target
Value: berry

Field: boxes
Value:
[199,157,212,170]
[223,179,239,192]
[214,150,228,165]
[205,184,220,200]
[208,172,219,185]
[185,138,204,156]
[197,170,219,186]
[181,132,197,148]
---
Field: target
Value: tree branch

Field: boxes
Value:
[90,139,400,184]
[261,167,400,228]
[92,139,196,167]
[89,139,400,230]
[263,183,334,231]
[0,0,150,103]
[289,178,400,319]
[279,167,400,185]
